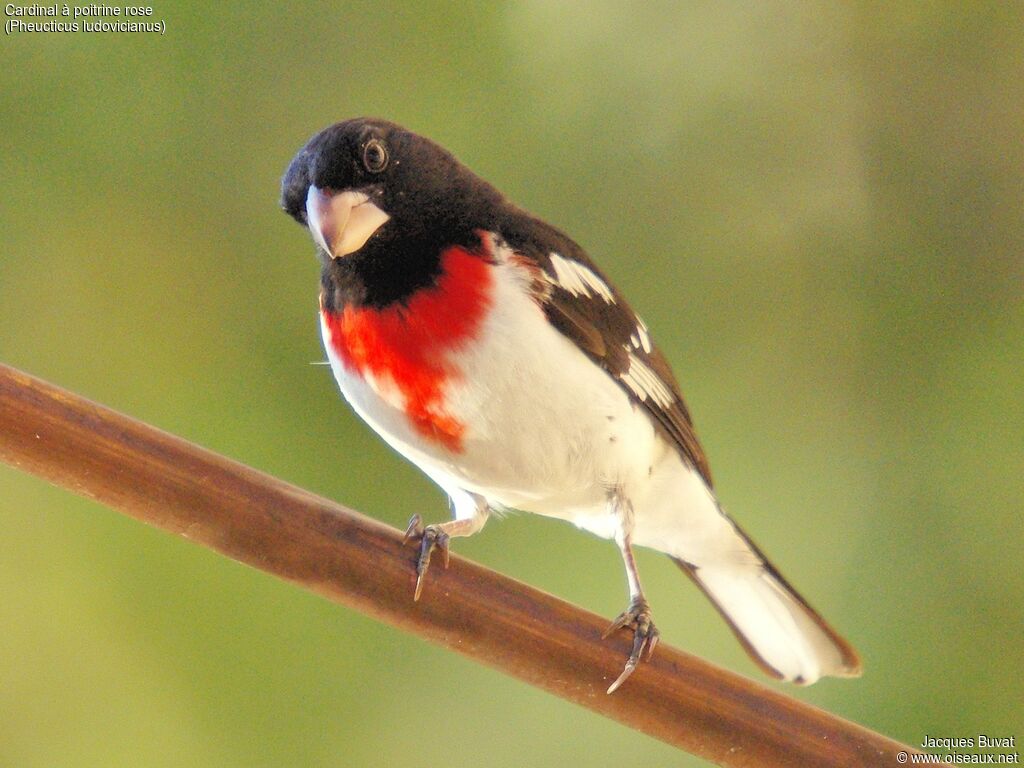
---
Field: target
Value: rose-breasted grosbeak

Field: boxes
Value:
[281,118,861,692]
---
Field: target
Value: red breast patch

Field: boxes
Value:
[321,245,493,452]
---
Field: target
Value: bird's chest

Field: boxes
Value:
[319,246,657,516]
[320,246,492,454]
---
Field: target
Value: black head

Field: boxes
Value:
[281,118,506,263]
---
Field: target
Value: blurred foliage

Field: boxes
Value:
[1,2,1022,766]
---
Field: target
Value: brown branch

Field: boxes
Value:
[0,363,927,767]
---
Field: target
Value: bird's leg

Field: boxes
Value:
[603,494,660,694]
[403,495,489,601]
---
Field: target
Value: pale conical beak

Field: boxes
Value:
[305,185,390,259]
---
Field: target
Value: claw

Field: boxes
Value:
[413,534,431,602]
[403,514,424,543]
[603,599,660,694]
[403,517,451,601]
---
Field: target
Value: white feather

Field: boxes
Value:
[685,565,854,683]
[548,252,615,303]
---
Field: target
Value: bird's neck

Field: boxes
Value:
[320,226,489,311]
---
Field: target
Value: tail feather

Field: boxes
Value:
[626,456,859,682]
[673,552,861,684]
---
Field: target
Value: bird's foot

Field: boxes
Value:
[402,514,451,601]
[602,597,660,694]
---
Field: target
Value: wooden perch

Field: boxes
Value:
[0,363,931,767]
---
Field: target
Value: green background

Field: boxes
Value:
[2,3,1021,766]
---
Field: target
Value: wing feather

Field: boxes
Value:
[493,223,713,485]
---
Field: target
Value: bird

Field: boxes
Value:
[280,117,861,693]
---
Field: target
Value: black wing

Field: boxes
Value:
[495,219,713,486]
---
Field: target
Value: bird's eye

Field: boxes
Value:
[363,139,389,173]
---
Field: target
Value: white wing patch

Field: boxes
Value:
[620,352,675,408]
[629,316,653,353]
[549,252,615,303]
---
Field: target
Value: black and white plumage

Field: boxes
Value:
[281,118,862,692]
